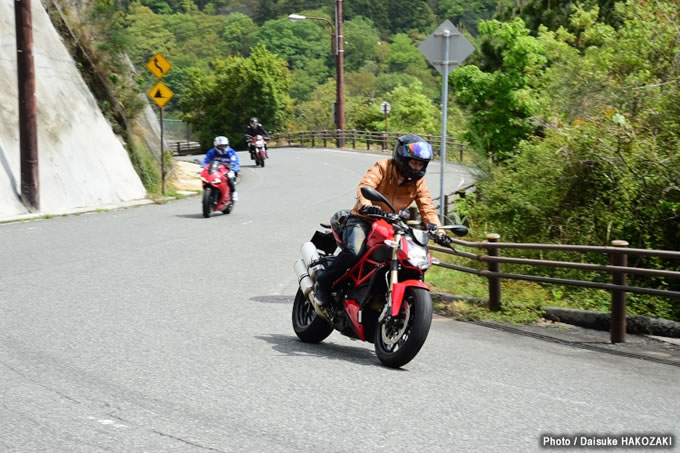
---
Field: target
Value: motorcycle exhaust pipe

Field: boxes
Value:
[301,242,320,267]
[300,241,325,280]
[294,259,314,298]
[294,259,330,321]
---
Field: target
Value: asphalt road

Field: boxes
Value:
[1,148,678,452]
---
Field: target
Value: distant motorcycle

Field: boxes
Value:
[247,134,268,167]
[199,160,234,218]
[292,186,468,368]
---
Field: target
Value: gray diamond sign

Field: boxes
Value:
[418,20,474,76]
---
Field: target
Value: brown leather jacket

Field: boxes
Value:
[351,158,441,227]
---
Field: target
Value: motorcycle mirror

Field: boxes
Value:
[360,186,396,213]
[440,225,468,237]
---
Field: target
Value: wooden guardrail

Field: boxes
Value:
[429,235,680,343]
[171,141,202,156]
[270,130,466,161]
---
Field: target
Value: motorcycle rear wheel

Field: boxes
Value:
[202,187,213,218]
[374,287,432,368]
[292,288,332,343]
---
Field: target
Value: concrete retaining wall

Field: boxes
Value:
[0,1,146,221]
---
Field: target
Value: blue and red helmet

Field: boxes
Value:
[392,134,433,180]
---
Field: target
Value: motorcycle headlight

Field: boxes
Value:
[406,238,430,270]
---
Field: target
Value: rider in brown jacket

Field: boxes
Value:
[314,134,441,307]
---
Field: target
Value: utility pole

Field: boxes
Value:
[15,0,39,211]
[335,0,345,147]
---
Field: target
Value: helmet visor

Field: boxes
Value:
[403,142,433,160]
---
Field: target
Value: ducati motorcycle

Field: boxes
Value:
[247,134,268,167]
[292,186,467,368]
[199,160,235,218]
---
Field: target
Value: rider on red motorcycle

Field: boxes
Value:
[314,134,443,307]
[202,136,239,201]
[245,118,269,160]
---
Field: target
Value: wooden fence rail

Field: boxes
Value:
[429,235,680,343]
[270,130,466,161]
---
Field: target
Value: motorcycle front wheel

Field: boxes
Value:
[202,187,213,218]
[292,288,332,343]
[374,287,433,368]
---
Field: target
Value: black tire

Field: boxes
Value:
[222,202,233,214]
[292,288,332,343]
[374,287,433,368]
[202,187,212,218]
[260,155,265,167]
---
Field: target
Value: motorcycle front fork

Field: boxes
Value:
[378,233,402,323]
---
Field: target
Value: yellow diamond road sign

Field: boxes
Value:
[148,81,174,108]
[146,53,172,79]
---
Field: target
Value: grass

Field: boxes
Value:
[426,254,550,324]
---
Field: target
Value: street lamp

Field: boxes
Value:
[288,0,345,147]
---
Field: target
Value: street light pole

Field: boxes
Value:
[289,0,345,147]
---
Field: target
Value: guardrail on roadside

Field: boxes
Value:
[270,130,466,161]
[430,235,680,343]
[171,141,202,156]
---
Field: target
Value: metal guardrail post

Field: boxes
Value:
[610,240,629,343]
[287,133,291,146]
[486,233,502,311]
[444,194,449,220]
[312,133,315,147]
[176,142,180,155]
[366,131,370,150]
[323,130,327,148]
[382,132,387,150]
[352,129,356,149]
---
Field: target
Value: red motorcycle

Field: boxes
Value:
[248,134,268,167]
[199,160,234,218]
[292,186,468,368]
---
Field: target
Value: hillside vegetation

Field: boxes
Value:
[66,0,679,320]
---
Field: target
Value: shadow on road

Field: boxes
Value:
[256,333,387,368]
[250,295,292,304]
[176,213,225,219]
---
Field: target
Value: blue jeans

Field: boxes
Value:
[318,215,371,289]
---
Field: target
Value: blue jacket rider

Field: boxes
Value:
[202,136,239,201]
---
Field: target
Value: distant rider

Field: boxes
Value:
[245,117,269,160]
[202,136,239,201]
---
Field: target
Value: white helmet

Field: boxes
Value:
[214,136,229,148]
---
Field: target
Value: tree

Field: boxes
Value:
[451,18,547,161]
[222,13,258,56]
[343,17,379,72]
[253,17,330,72]
[384,81,440,134]
[437,0,514,34]
[180,45,291,147]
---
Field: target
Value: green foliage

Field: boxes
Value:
[452,18,547,161]
[343,17,379,72]
[290,81,336,131]
[222,13,258,56]
[438,0,513,34]
[254,16,330,71]
[385,82,440,134]
[462,1,680,319]
[180,45,291,148]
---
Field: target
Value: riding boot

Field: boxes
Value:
[314,250,356,307]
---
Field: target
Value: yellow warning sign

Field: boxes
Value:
[146,53,172,79]
[147,80,174,108]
